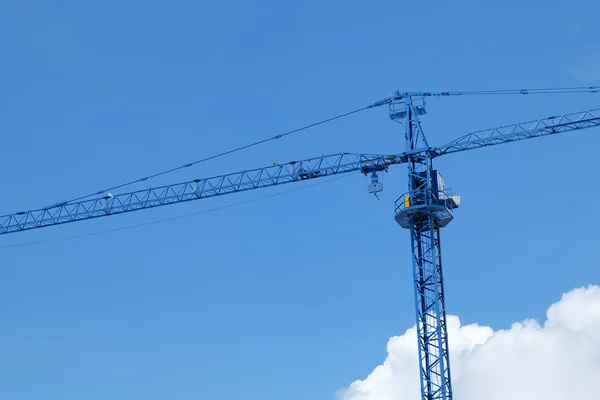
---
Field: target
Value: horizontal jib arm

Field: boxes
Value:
[0,152,403,235]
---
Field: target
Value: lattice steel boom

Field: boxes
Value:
[435,109,600,156]
[0,153,402,235]
[2,89,599,400]
[392,97,456,400]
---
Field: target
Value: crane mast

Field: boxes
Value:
[392,95,458,400]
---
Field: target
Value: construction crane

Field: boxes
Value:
[1,87,599,400]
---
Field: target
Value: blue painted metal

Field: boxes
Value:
[388,105,600,400]
[390,96,455,400]
[434,109,600,156]
[0,153,402,235]
[1,88,600,400]
[3,108,597,239]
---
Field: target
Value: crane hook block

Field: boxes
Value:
[368,172,383,194]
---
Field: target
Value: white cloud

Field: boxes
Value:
[338,285,600,400]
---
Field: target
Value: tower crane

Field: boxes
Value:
[1,87,599,400]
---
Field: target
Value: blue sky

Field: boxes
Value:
[0,1,599,399]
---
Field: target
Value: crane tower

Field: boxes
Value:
[1,86,599,400]
[393,94,458,400]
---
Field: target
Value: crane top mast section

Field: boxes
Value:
[387,93,456,400]
[388,94,460,230]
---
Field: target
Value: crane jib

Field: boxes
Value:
[433,110,600,156]
[0,153,402,235]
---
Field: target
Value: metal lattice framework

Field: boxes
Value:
[396,97,454,400]
[436,109,600,156]
[411,219,451,400]
[1,89,599,400]
[0,153,401,235]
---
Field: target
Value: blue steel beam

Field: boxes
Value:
[395,99,453,400]
[411,216,451,400]
[434,109,600,156]
[0,152,403,235]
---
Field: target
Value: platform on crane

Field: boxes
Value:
[389,95,427,120]
[394,190,460,229]
[394,169,460,229]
